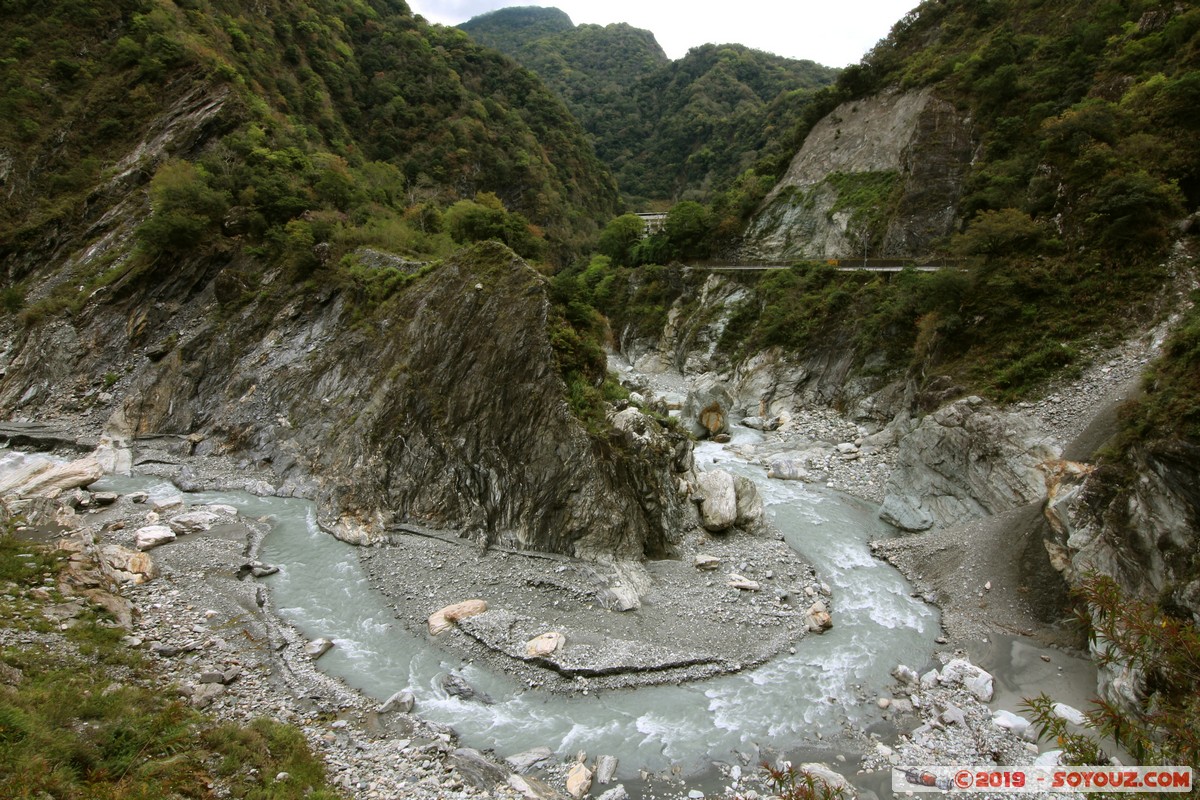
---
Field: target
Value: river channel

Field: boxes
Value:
[97,438,943,781]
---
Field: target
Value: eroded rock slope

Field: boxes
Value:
[1,243,695,562]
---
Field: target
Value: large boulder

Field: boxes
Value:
[733,475,763,528]
[696,470,738,532]
[428,599,488,635]
[506,747,554,774]
[595,754,618,785]
[168,510,220,534]
[304,638,334,659]
[0,453,104,498]
[767,458,812,482]
[741,415,782,431]
[681,378,733,439]
[566,761,593,800]
[940,658,994,702]
[449,748,509,791]
[441,673,494,704]
[379,689,415,714]
[767,446,831,481]
[525,632,566,657]
[878,494,934,532]
[805,600,833,632]
[880,396,1059,531]
[134,525,176,550]
[99,544,158,584]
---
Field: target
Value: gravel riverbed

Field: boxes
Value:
[0,322,1163,800]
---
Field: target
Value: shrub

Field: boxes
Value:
[136,160,229,257]
[0,286,23,314]
[1023,574,1200,771]
[761,762,848,800]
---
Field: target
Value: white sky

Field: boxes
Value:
[407,0,921,67]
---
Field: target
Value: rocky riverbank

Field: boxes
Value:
[0,435,840,800]
[0,315,1161,800]
[868,326,1168,653]
[615,314,1167,652]
[0,446,554,800]
[359,520,829,695]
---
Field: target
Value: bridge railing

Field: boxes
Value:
[685,257,963,271]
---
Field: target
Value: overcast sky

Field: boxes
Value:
[406,0,920,67]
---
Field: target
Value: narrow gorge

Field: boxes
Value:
[1,0,1198,798]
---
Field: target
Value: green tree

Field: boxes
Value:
[662,200,711,260]
[136,160,229,256]
[951,208,1044,261]
[596,213,645,266]
[1083,170,1183,253]
[444,193,544,259]
[445,196,508,244]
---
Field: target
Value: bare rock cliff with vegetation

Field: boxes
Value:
[741,87,974,260]
[0,0,693,564]
[2,236,696,562]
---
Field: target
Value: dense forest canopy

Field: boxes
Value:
[459,6,840,204]
[0,0,619,278]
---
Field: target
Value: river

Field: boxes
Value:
[91,440,1098,792]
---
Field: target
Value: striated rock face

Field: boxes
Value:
[1040,442,1200,713]
[1042,442,1200,622]
[624,274,749,377]
[741,87,974,261]
[1,243,695,563]
[880,396,1060,531]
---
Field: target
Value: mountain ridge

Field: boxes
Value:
[458,5,839,203]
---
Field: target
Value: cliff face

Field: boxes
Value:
[1044,444,1200,621]
[880,396,1061,532]
[0,0,697,564]
[1,242,694,562]
[616,272,899,423]
[741,88,974,261]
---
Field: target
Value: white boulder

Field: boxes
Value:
[134,525,176,551]
[697,470,738,532]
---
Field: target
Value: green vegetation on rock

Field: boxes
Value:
[0,0,618,295]
[0,531,339,800]
[683,0,1199,405]
[1121,295,1200,443]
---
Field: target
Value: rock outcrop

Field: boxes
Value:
[1,243,696,563]
[1042,442,1200,622]
[741,87,974,261]
[880,396,1060,531]
[615,273,900,425]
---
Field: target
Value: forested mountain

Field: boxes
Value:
[459,6,839,203]
[0,0,618,279]
[0,0,698,567]
[827,0,1198,250]
[692,0,1200,412]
